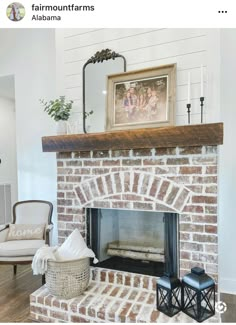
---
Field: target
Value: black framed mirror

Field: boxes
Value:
[82,49,127,133]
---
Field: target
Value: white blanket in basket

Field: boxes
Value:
[32,245,57,275]
[32,229,98,275]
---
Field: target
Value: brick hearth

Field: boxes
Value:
[31,145,219,322]
[30,268,219,323]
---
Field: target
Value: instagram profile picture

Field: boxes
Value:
[7,2,25,21]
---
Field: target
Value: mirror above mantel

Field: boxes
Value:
[83,49,126,133]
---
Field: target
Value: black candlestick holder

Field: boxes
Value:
[187,103,191,125]
[200,96,205,123]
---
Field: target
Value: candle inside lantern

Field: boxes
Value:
[200,65,204,97]
[187,72,191,104]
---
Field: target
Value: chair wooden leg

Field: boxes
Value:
[13,265,17,275]
[42,274,45,285]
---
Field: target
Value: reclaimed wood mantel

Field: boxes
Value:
[42,123,223,152]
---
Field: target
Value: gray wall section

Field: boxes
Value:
[0,184,11,224]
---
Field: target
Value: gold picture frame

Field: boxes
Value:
[106,64,176,131]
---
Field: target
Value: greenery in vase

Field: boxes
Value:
[40,96,94,122]
[40,96,73,121]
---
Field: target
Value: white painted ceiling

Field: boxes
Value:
[0,75,15,100]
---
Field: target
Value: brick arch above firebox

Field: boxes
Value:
[74,170,191,213]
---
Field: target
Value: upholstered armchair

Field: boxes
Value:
[0,200,53,275]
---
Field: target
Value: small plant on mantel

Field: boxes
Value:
[40,96,73,121]
[40,96,94,134]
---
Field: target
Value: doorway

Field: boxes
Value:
[0,75,17,224]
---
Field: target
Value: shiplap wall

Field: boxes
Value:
[56,28,221,127]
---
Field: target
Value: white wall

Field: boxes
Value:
[0,29,57,243]
[0,96,17,205]
[55,28,236,293]
[218,29,236,294]
[56,28,221,128]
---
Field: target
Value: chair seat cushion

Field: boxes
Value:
[0,240,45,257]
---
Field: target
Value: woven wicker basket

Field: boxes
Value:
[45,257,90,299]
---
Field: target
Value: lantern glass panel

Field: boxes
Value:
[157,276,181,317]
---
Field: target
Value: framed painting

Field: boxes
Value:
[106,64,176,131]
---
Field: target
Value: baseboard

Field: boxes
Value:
[220,278,236,294]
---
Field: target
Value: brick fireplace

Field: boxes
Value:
[56,145,218,281]
[30,124,222,322]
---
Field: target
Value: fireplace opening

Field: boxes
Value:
[87,208,179,277]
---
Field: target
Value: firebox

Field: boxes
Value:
[87,208,179,277]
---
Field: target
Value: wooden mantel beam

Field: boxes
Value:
[42,123,223,153]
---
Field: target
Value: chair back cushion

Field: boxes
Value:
[7,224,45,241]
[14,201,52,225]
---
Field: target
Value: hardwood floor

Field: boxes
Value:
[220,293,236,322]
[0,265,42,323]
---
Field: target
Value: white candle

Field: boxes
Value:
[200,65,204,97]
[187,72,191,104]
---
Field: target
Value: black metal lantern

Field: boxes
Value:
[182,267,215,322]
[156,274,182,317]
